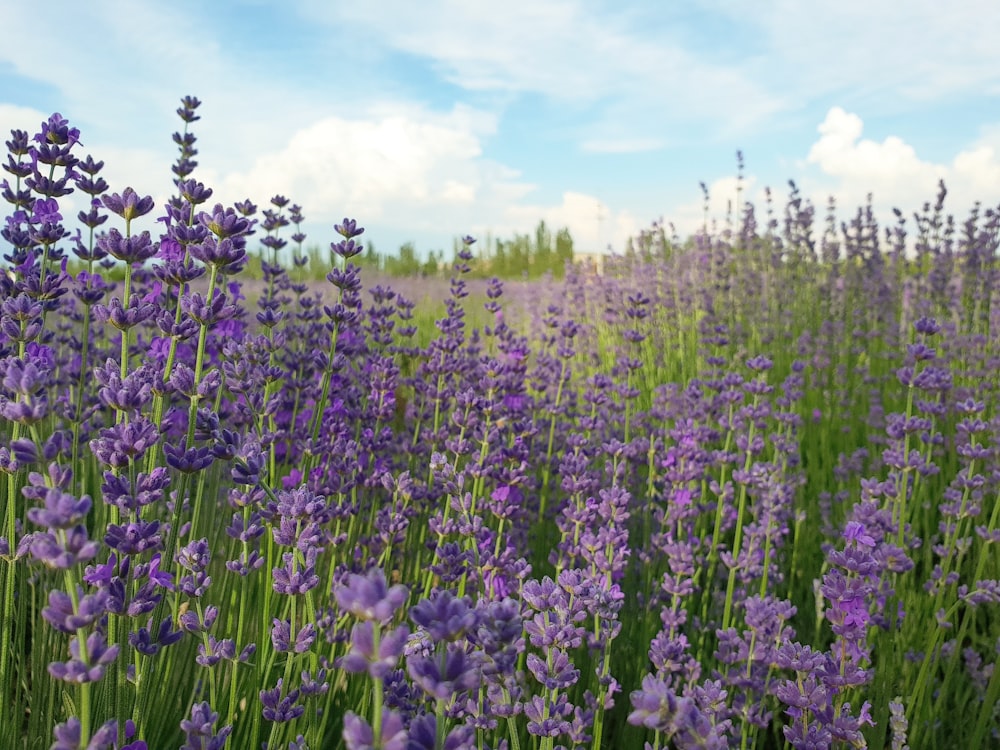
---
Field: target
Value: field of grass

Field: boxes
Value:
[1,99,999,750]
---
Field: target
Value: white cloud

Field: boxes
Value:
[952,145,1000,197]
[0,104,50,136]
[803,107,1000,221]
[701,0,1000,106]
[301,0,1000,149]
[207,106,637,253]
[206,104,532,231]
[299,0,787,143]
[0,3,225,128]
[308,0,623,99]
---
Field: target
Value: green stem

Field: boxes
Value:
[538,361,568,521]
[721,418,757,634]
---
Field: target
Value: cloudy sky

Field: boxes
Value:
[2,0,999,256]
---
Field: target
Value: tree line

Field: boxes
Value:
[353,220,575,279]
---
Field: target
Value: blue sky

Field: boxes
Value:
[2,0,999,257]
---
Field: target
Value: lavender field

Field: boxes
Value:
[1,97,998,750]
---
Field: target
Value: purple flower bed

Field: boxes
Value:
[1,97,999,749]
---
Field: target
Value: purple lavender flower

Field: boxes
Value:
[1,293,44,344]
[35,113,82,147]
[260,679,305,723]
[48,630,119,683]
[469,597,523,677]
[162,442,214,474]
[26,487,91,529]
[526,650,579,690]
[30,525,99,569]
[190,235,247,274]
[341,710,406,750]
[101,468,170,514]
[181,290,237,326]
[271,618,316,654]
[176,178,213,206]
[180,605,219,634]
[95,360,154,413]
[169,221,210,248]
[42,587,108,634]
[179,701,232,750]
[405,713,475,750]
[334,567,408,624]
[198,204,250,239]
[3,353,48,393]
[102,187,154,222]
[335,217,364,239]
[524,693,574,738]
[176,96,202,123]
[407,643,481,701]
[129,617,183,657]
[104,519,162,556]
[331,218,365,259]
[410,590,478,642]
[89,418,159,468]
[196,636,238,667]
[50,717,117,750]
[340,621,410,678]
[96,228,158,264]
[628,674,727,748]
[272,550,319,595]
[93,292,159,331]
[0,533,34,561]
[628,674,681,731]
[299,667,327,697]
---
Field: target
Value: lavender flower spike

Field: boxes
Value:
[35,113,81,147]
[180,701,232,750]
[102,187,155,222]
[342,710,406,750]
[50,717,117,750]
[334,567,408,624]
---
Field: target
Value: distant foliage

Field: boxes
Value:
[328,220,577,280]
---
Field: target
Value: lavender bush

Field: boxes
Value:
[1,98,998,750]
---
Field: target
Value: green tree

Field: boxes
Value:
[509,235,529,277]
[535,220,553,276]
[555,227,574,278]
[353,240,381,272]
[494,241,508,277]
[422,249,441,276]
[385,241,421,276]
